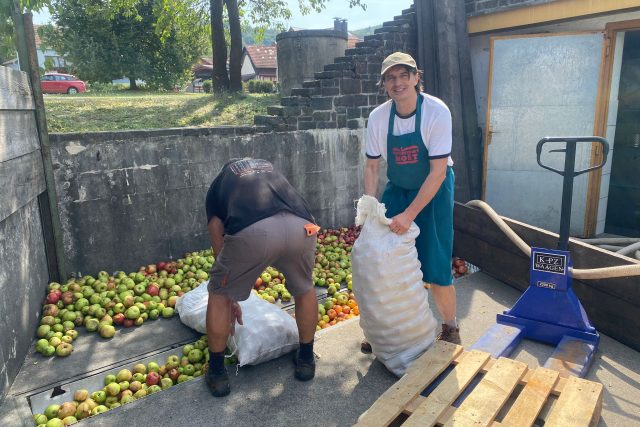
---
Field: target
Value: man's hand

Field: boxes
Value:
[389,211,414,234]
[229,301,243,336]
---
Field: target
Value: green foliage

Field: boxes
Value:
[246,79,273,93]
[350,25,380,37]
[43,92,279,132]
[242,26,278,46]
[44,0,208,89]
[86,81,131,93]
[202,79,212,93]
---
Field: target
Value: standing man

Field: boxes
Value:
[363,52,459,345]
[204,158,320,397]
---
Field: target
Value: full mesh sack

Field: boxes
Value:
[351,195,437,376]
[176,282,298,366]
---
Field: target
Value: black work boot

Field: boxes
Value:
[205,364,230,397]
[293,350,316,381]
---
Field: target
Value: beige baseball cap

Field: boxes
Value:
[381,52,417,76]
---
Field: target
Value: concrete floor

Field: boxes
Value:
[1,272,639,426]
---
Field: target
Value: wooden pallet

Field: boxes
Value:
[355,341,603,427]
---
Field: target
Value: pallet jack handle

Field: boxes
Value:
[536,137,610,250]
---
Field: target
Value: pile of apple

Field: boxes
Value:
[312,226,360,293]
[316,291,359,330]
[452,257,470,279]
[32,336,212,426]
[35,250,213,358]
[253,266,292,303]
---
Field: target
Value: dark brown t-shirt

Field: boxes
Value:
[205,158,315,234]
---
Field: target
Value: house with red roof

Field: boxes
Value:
[242,45,277,82]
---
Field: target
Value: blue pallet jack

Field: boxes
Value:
[470,136,610,378]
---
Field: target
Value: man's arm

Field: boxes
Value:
[208,216,224,256]
[364,158,381,197]
[389,157,448,233]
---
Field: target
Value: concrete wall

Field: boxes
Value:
[49,127,366,276]
[0,68,50,402]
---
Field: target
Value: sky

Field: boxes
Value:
[32,0,414,31]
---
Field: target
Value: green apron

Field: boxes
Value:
[381,94,455,286]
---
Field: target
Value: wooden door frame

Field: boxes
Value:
[482,31,605,202]
[584,19,640,237]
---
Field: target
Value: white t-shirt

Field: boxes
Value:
[365,93,454,166]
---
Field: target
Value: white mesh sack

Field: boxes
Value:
[351,195,437,376]
[176,281,299,366]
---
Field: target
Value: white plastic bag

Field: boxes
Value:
[176,281,299,366]
[351,195,437,376]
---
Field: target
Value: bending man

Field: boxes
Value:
[204,158,319,396]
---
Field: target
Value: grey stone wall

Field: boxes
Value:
[254,4,417,131]
[464,0,558,16]
[49,127,365,276]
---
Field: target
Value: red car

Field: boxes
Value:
[41,73,87,94]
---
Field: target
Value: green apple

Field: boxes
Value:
[44,419,64,427]
[37,325,51,338]
[116,369,132,382]
[147,361,160,373]
[99,324,116,339]
[147,384,161,394]
[62,416,78,425]
[103,374,117,385]
[55,342,73,357]
[91,390,106,404]
[187,349,203,363]
[105,382,120,397]
[132,363,146,374]
[124,306,140,320]
[91,405,109,415]
[33,414,48,424]
[43,404,60,420]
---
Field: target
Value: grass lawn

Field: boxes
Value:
[43,92,279,133]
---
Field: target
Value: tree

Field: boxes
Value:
[210,0,366,92]
[42,0,208,89]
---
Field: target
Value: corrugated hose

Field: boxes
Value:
[465,200,640,280]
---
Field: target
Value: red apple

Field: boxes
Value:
[46,292,60,304]
[168,368,179,382]
[145,283,160,297]
[113,313,125,325]
[123,319,135,328]
[146,371,160,386]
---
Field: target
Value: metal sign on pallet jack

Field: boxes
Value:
[471,136,609,378]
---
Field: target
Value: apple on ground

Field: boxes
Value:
[73,389,89,402]
[145,371,160,386]
[55,342,73,357]
[147,384,162,394]
[62,416,78,426]
[105,382,120,397]
[103,374,117,385]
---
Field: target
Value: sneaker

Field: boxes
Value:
[437,324,461,345]
[293,350,315,381]
[360,339,372,354]
[205,365,230,397]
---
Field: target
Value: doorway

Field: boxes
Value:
[605,30,640,237]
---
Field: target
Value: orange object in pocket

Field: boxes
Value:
[304,223,321,237]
